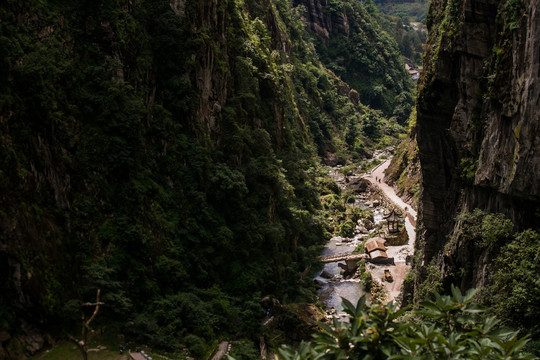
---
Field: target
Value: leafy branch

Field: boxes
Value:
[275,286,534,360]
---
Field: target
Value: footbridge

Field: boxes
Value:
[320,253,369,270]
[320,253,368,263]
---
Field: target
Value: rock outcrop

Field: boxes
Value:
[416,0,540,291]
[385,126,420,210]
[293,0,350,39]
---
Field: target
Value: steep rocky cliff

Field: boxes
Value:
[293,0,350,39]
[416,0,539,292]
[385,117,420,210]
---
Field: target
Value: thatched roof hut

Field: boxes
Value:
[365,237,387,253]
[369,250,388,260]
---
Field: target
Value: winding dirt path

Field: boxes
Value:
[366,160,417,219]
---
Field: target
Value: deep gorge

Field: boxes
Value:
[0,0,413,357]
[1,0,539,358]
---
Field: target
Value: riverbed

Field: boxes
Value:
[316,158,417,314]
[316,236,365,312]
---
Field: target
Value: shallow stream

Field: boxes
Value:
[315,236,365,312]
[315,167,388,314]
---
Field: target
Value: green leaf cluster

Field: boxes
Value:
[490,229,540,351]
[433,209,539,353]
[277,287,534,360]
[454,209,513,249]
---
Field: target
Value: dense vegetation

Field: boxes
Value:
[311,0,415,119]
[384,110,420,208]
[412,209,540,354]
[374,0,428,24]
[0,0,414,357]
[279,287,535,359]
[377,14,427,67]
[8,0,537,358]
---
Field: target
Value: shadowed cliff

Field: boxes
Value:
[415,0,540,344]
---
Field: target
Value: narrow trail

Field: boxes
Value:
[362,159,417,302]
[365,159,417,220]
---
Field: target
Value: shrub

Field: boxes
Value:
[361,271,372,291]
[276,287,535,360]
[184,335,206,358]
[229,340,260,360]
[492,229,540,341]
[339,219,356,237]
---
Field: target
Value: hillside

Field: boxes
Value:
[298,0,415,119]
[0,0,412,357]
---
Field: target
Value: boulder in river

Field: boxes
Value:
[347,177,370,193]
[357,225,368,234]
[320,270,333,279]
[362,219,375,230]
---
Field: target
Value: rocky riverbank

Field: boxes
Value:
[317,155,417,312]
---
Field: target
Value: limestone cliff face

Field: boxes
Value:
[475,1,540,201]
[192,0,229,139]
[416,0,540,290]
[293,0,350,39]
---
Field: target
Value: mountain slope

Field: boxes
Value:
[296,0,414,120]
[0,0,411,357]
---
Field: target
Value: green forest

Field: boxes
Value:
[0,0,413,357]
[1,0,538,359]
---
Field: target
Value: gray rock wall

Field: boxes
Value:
[416,0,540,290]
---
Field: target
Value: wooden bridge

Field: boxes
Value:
[320,253,369,270]
[320,251,395,268]
[320,253,368,263]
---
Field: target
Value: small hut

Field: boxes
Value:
[369,250,387,260]
[384,209,401,233]
[364,237,387,253]
[370,251,395,264]
[369,250,395,264]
